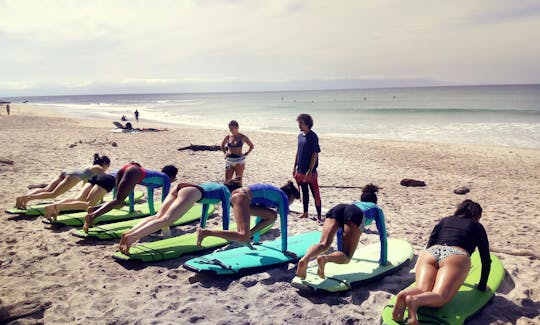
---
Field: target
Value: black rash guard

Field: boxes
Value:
[427,215,491,290]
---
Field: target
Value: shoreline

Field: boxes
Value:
[0,103,538,324]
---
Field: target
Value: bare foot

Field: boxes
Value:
[196,227,206,247]
[15,196,26,209]
[83,213,94,233]
[119,233,134,255]
[316,255,327,279]
[392,292,407,322]
[87,205,98,214]
[299,212,309,219]
[44,205,60,221]
[405,295,419,325]
[296,258,308,280]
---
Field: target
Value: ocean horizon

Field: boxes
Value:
[4,84,540,149]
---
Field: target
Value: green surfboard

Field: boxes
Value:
[291,238,414,293]
[72,204,214,240]
[112,217,273,262]
[6,191,144,216]
[183,231,321,276]
[43,201,161,227]
[380,251,505,325]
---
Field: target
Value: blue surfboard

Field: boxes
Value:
[183,231,321,275]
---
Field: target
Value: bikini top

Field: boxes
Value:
[227,135,243,148]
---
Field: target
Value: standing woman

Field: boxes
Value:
[15,153,110,209]
[221,120,254,184]
[392,199,491,325]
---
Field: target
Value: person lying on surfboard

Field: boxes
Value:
[118,180,241,255]
[392,199,491,325]
[44,174,116,221]
[295,184,387,280]
[15,154,111,210]
[82,162,178,233]
[196,181,300,250]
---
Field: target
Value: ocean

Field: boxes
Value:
[6,84,540,149]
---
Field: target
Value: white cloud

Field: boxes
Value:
[0,0,539,96]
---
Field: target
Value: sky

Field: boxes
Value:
[1,0,540,96]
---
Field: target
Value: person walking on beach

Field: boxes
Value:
[293,113,322,221]
[15,154,111,209]
[221,120,254,185]
[392,199,491,325]
[6,104,10,115]
[134,109,139,123]
[295,184,387,279]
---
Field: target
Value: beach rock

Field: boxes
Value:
[111,141,118,147]
[400,179,426,187]
[454,186,470,195]
[178,144,221,151]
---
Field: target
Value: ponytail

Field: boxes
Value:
[93,153,111,167]
[360,183,379,204]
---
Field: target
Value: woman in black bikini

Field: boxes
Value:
[221,120,254,184]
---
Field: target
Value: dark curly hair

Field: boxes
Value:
[360,183,379,204]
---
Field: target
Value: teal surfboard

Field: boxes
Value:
[112,217,273,262]
[6,191,144,216]
[43,201,161,227]
[183,231,321,275]
[292,238,414,293]
[72,204,214,240]
[380,251,505,325]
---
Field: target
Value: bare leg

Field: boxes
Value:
[248,205,277,236]
[295,218,340,279]
[119,187,202,254]
[83,168,141,232]
[233,163,245,184]
[393,251,438,322]
[225,166,234,182]
[405,254,470,325]
[17,175,81,209]
[197,189,251,246]
[316,222,361,278]
[126,186,180,234]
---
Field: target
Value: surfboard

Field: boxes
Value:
[183,231,321,275]
[380,251,505,325]
[5,191,144,216]
[42,201,161,227]
[112,217,274,262]
[291,238,414,293]
[72,204,214,240]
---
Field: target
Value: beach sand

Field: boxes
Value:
[0,104,538,324]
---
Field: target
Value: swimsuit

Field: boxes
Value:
[176,183,205,199]
[227,136,243,148]
[225,154,246,168]
[325,203,364,227]
[62,168,95,181]
[426,245,469,262]
[120,164,147,183]
[88,174,116,193]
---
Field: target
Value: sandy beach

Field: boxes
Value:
[0,104,538,324]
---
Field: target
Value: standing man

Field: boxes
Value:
[134,109,139,123]
[293,113,322,221]
[6,104,10,115]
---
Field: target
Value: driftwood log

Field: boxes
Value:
[400,179,426,187]
[178,144,221,152]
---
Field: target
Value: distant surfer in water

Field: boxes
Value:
[15,154,110,209]
[392,199,491,325]
[196,181,299,249]
[118,180,240,255]
[295,184,387,280]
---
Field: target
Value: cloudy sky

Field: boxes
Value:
[1,0,539,96]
